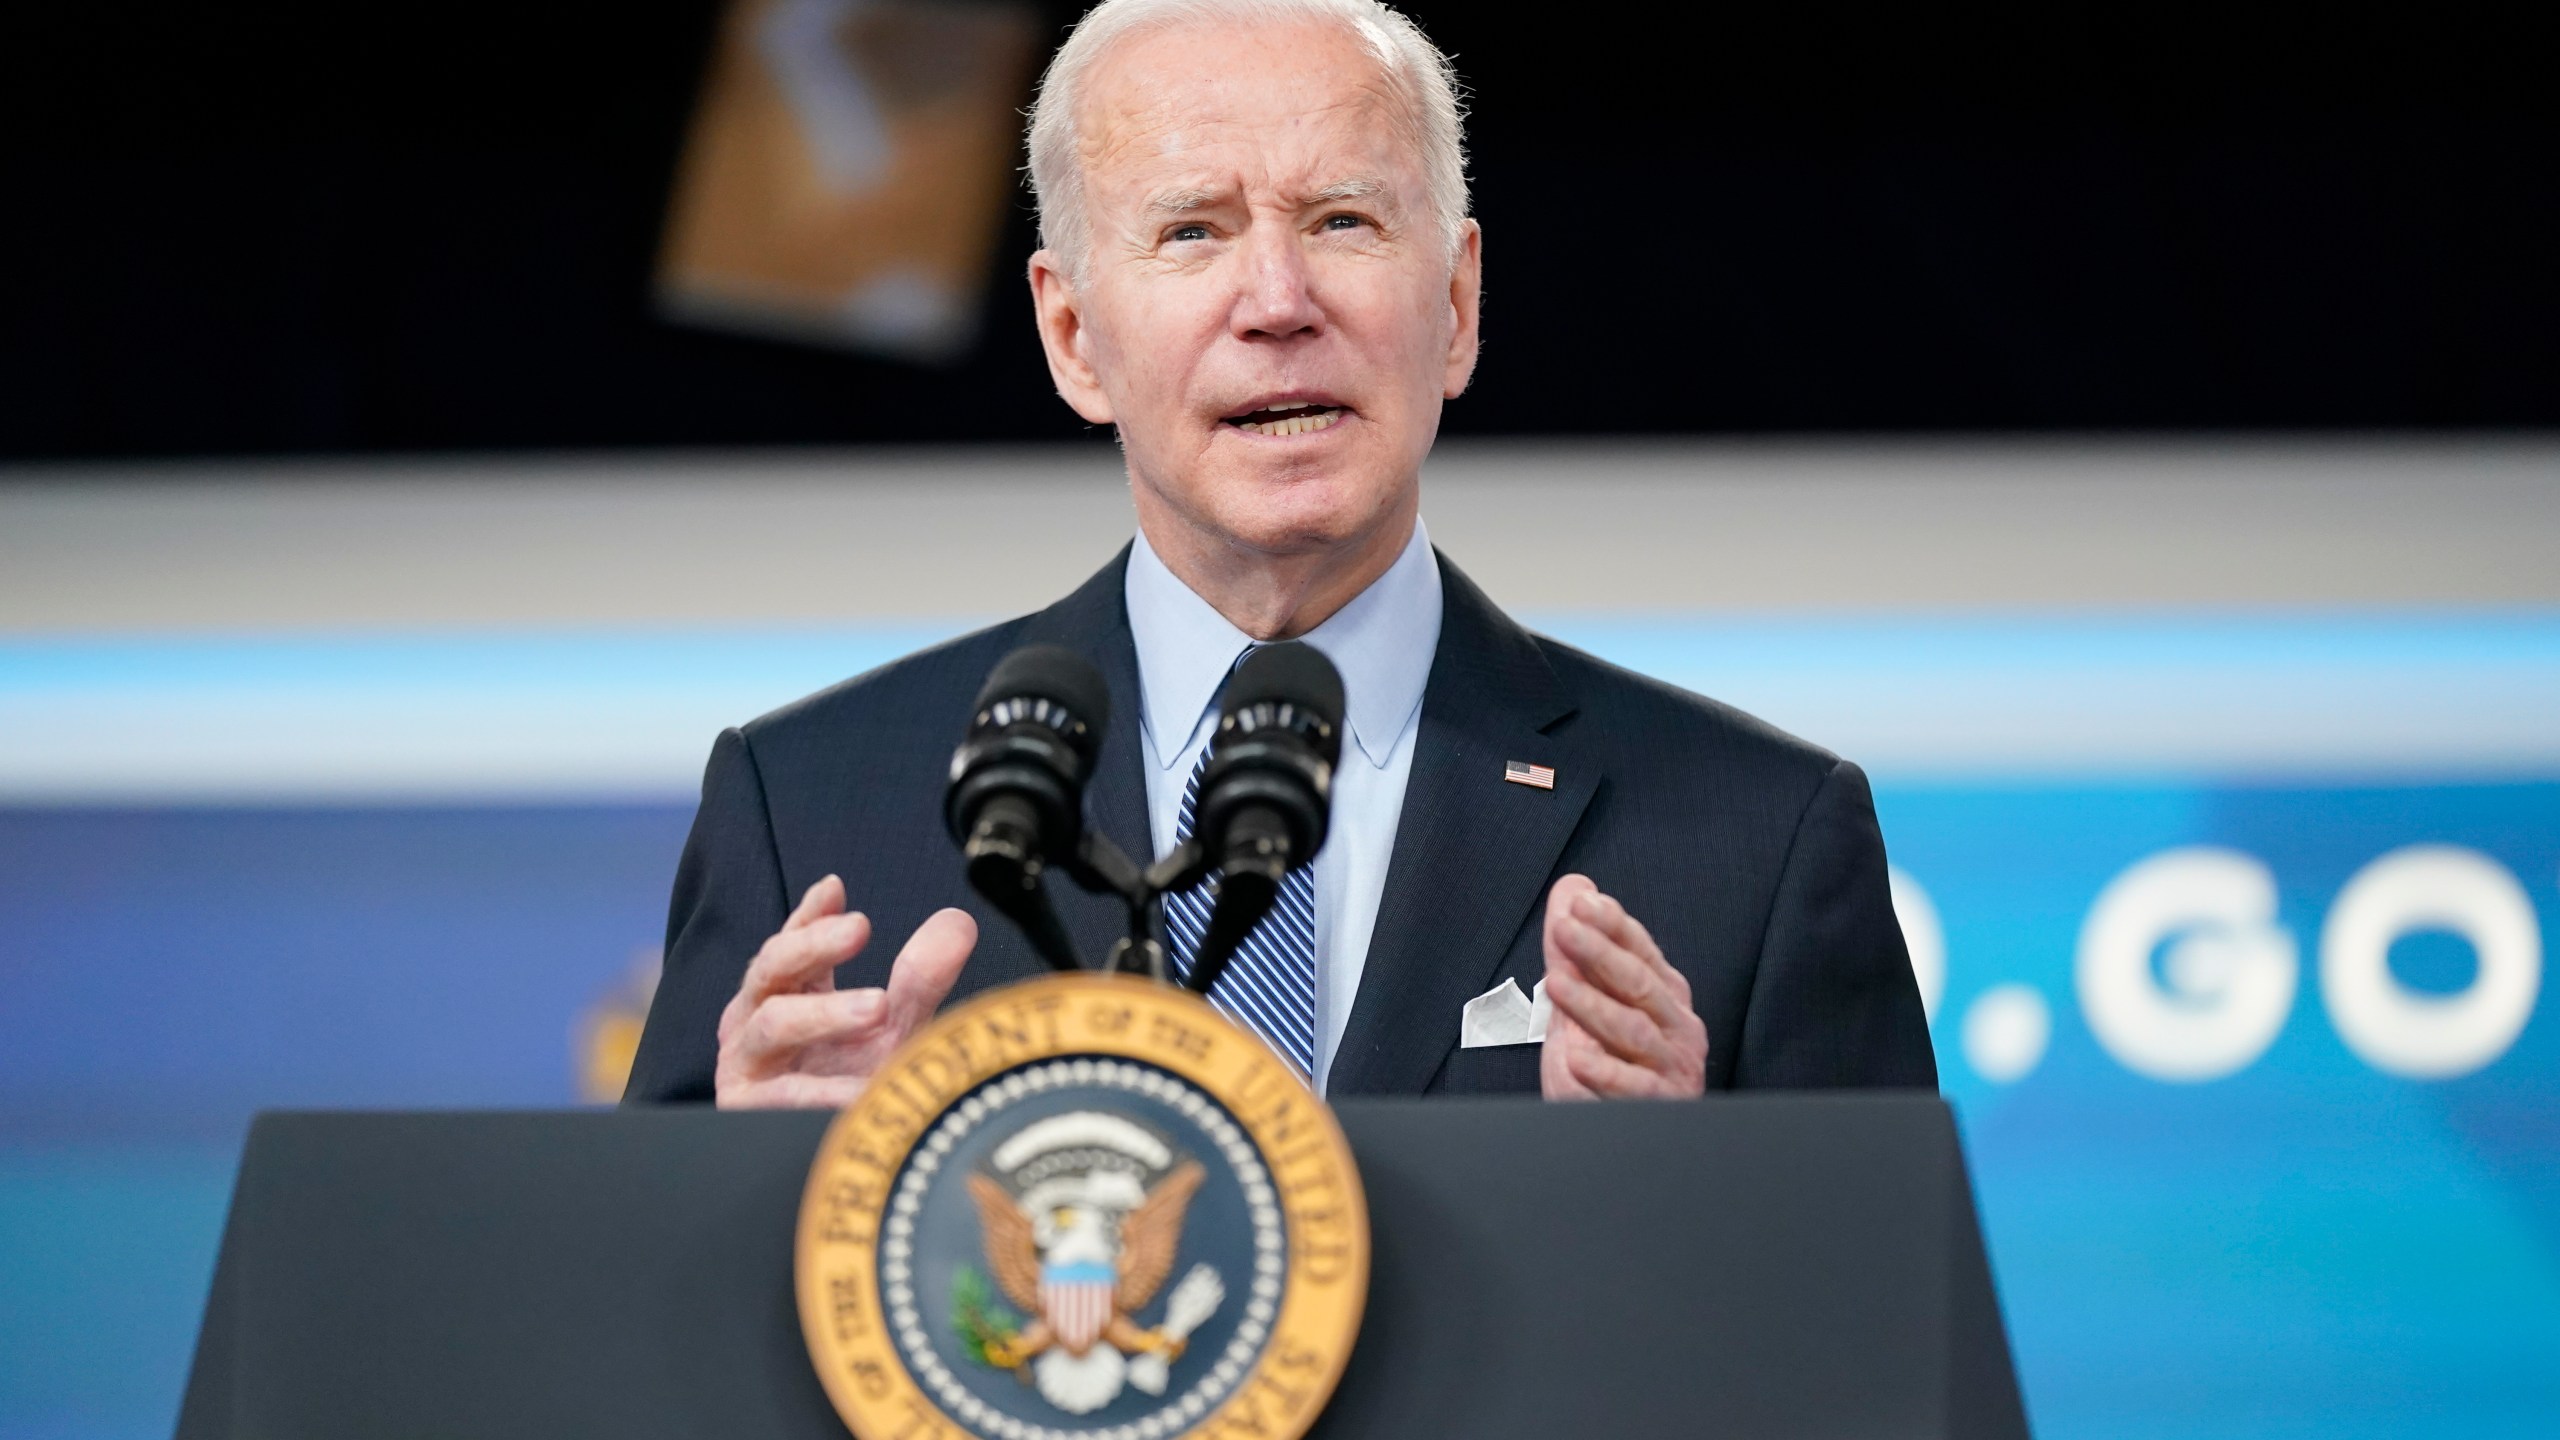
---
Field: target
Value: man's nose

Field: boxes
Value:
[1230,226,1324,340]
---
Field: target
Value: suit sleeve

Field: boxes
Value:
[1731,759,1939,1089]
[621,727,792,1105]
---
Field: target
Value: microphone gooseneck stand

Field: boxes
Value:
[949,642,1339,999]
[1051,823,1289,995]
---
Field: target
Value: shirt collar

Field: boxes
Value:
[1124,517,1443,773]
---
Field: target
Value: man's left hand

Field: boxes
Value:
[1540,874,1708,1099]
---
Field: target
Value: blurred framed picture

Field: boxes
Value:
[658,0,1040,362]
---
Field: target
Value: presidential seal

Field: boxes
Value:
[797,973,1367,1440]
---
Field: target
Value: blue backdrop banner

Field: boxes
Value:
[3,614,2555,1439]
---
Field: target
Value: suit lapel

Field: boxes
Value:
[1016,546,1155,967]
[1327,555,1598,1096]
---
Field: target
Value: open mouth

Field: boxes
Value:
[1221,401,1347,437]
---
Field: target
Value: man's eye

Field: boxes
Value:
[1168,224,1210,243]
[1322,213,1368,232]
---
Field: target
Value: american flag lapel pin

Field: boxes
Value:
[1503,759,1557,790]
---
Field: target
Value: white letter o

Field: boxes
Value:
[2078,847,2298,1082]
[2320,845,2541,1079]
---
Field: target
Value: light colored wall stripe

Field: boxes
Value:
[5,438,2555,633]
[4,616,2556,801]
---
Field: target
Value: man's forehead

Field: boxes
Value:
[1075,18,1420,192]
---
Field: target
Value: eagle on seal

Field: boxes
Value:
[967,1157,1220,1412]
[969,1159,1203,1356]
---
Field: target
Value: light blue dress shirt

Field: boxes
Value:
[1123,519,1444,1093]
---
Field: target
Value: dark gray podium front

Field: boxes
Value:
[176,1096,2026,1438]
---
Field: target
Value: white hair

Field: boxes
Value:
[1024,0,1469,285]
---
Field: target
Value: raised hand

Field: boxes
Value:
[1539,874,1708,1100]
[715,874,977,1109]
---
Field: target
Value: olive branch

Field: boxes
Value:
[950,1264,1025,1370]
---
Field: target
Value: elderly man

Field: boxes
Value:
[624,0,1934,1106]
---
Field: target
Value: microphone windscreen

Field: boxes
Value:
[1227,642,1345,755]
[973,645,1111,757]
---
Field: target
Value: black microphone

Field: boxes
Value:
[1180,641,1343,998]
[946,645,1109,972]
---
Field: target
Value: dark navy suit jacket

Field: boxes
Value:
[624,549,1936,1102]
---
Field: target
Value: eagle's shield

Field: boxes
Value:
[1039,1259,1116,1354]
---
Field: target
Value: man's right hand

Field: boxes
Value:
[715,874,977,1109]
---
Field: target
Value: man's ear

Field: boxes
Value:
[1028,250,1116,425]
[1442,219,1484,400]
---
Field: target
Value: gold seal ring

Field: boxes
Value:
[797,972,1368,1440]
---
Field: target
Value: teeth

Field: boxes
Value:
[1238,407,1343,437]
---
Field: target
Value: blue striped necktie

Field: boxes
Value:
[1164,739,1319,1077]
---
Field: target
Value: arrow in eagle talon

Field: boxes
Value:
[1128,1265,1227,1395]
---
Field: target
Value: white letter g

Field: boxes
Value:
[2078,847,2298,1082]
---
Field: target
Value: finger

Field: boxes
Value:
[766,1071,876,1109]
[1556,913,1688,1032]
[1566,1020,1683,1098]
[1541,875,1602,1011]
[886,908,978,1028]
[1540,942,1611,1055]
[725,911,872,1045]
[726,880,848,1035]
[1541,1007,1599,1101]
[1545,962,1682,1073]
[786,874,848,930]
[1571,889,1688,1004]
[735,988,891,1063]
[1543,874,1600,958]
[720,1070,874,1111]
[740,910,873,1007]
[1571,887,1659,959]
[1563,1025,1679,1098]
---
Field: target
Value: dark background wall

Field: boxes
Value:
[5,2,2554,461]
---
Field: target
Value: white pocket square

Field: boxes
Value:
[1460,976,1552,1048]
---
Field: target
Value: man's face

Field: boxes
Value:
[1030,18,1481,560]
